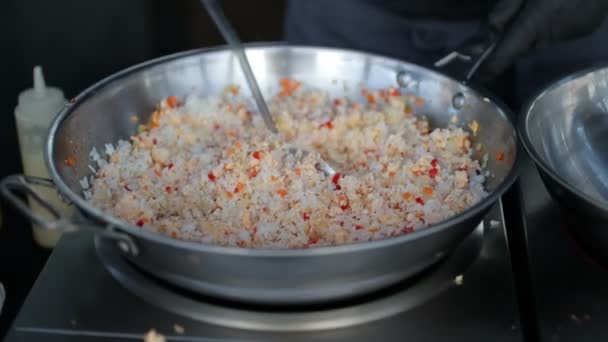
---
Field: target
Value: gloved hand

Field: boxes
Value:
[482,0,608,78]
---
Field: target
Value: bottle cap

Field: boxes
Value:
[15,66,66,123]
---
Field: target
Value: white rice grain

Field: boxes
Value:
[79,176,89,190]
[104,143,115,156]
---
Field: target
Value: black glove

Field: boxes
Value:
[482,0,608,78]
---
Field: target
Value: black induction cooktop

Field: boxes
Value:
[4,200,521,341]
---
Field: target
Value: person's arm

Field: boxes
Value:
[483,0,608,78]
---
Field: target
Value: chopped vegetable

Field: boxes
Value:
[227,85,240,95]
[331,173,342,190]
[308,233,320,244]
[167,96,179,108]
[366,94,375,104]
[402,226,415,233]
[149,111,161,128]
[338,195,350,210]
[468,120,480,136]
[234,182,245,193]
[320,121,334,129]
[137,124,147,134]
[248,168,258,178]
[279,78,301,97]
[65,156,76,167]
[252,150,263,160]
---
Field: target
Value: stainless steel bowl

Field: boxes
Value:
[2,44,520,304]
[521,65,608,262]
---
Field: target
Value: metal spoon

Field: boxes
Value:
[200,0,336,176]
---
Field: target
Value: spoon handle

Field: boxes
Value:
[201,0,277,133]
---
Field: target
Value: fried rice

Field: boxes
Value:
[86,80,487,248]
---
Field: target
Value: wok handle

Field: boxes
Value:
[432,33,498,83]
[432,0,526,83]
[394,31,499,94]
[0,175,77,231]
[0,174,139,256]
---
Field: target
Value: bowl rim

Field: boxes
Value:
[46,43,522,257]
[519,63,608,212]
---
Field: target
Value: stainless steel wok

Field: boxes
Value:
[521,65,608,263]
[1,45,520,305]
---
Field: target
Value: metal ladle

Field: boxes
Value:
[201,0,336,176]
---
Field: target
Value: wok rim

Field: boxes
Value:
[519,63,608,212]
[47,43,522,257]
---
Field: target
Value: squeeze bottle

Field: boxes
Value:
[14,66,73,248]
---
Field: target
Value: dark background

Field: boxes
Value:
[0,0,285,337]
[1,0,606,339]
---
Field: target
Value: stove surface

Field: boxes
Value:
[6,203,522,341]
[520,158,608,342]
